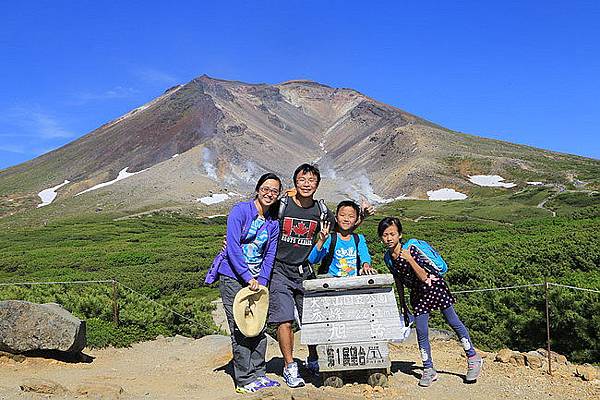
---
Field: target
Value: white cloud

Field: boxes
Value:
[1,107,75,139]
[72,86,139,103]
[0,143,27,154]
[134,67,179,86]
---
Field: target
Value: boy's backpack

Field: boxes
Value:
[402,238,448,277]
[317,233,362,275]
[277,195,329,223]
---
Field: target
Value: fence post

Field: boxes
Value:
[544,277,552,375]
[112,279,119,326]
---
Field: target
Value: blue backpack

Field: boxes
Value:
[402,239,448,277]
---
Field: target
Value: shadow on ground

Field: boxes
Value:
[21,350,95,364]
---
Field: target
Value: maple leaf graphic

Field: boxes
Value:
[292,222,310,236]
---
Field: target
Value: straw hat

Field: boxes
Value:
[233,285,269,337]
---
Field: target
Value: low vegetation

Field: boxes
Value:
[0,188,598,363]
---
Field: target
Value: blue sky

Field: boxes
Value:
[1,0,599,169]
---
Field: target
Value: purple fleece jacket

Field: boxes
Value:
[218,200,279,286]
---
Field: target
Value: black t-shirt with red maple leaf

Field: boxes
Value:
[275,198,333,275]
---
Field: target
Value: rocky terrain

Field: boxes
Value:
[1,332,598,400]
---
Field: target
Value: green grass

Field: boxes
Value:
[0,192,598,363]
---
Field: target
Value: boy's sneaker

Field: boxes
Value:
[466,354,483,383]
[283,362,305,388]
[256,376,281,388]
[235,380,263,393]
[305,358,320,377]
[418,367,438,387]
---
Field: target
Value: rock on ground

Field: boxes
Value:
[0,300,85,354]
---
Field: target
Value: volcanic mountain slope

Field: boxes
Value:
[0,75,598,217]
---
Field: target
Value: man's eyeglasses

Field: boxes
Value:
[259,186,280,196]
[296,178,318,185]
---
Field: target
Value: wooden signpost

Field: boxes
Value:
[301,274,407,387]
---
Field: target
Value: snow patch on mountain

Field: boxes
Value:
[427,188,468,201]
[469,175,516,188]
[75,167,146,196]
[198,194,230,205]
[37,180,70,207]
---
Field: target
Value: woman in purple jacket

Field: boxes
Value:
[214,173,282,393]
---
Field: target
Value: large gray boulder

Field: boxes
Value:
[0,300,86,354]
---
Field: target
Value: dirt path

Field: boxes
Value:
[1,334,598,400]
[536,184,566,217]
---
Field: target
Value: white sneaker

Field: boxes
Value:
[283,362,305,388]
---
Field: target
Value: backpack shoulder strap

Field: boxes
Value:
[317,199,329,222]
[352,233,362,274]
[318,233,337,275]
[277,195,289,221]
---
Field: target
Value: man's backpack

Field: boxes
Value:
[317,233,362,275]
[402,239,448,277]
[277,195,329,223]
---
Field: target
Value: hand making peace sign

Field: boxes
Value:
[318,219,331,243]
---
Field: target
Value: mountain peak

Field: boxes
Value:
[0,75,598,217]
[278,79,332,88]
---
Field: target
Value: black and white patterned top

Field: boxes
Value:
[386,245,455,316]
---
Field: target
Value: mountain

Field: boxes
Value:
[1,75,598,218]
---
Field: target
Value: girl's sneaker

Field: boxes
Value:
[418,367,438,387]
[256,376,281,388]
[235,380,263,394]
[466,354,483,382]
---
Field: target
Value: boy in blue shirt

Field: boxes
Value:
[309,200,376,277]
[305,200,376,376]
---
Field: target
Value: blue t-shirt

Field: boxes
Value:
[242,216,268,277]
[308,233,372,277]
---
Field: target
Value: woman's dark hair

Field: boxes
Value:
[377,216,403,237]
[255,173,281,193]
[254,173,282,220]
[336,200,360,218]
[293,163,321,186]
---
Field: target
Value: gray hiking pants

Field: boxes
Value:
[219,275,267,386]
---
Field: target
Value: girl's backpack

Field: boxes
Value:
[402,239,448,277]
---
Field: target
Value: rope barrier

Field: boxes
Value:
[1,279,596,334]
[0,279,218,333]
[115,282,217,333]
[548,282,600,294]
[0,279,114,287]
[453,283,545,294]
[1,279,597,295]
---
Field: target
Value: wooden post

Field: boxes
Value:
[544,277,552,375]
[112,279,119,326]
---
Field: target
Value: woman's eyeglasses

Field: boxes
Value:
[259,186,280,195]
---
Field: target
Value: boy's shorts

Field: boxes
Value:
[268,261,306,325]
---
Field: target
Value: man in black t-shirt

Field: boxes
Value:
[268,163,333,387]
[269,163,375,387]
